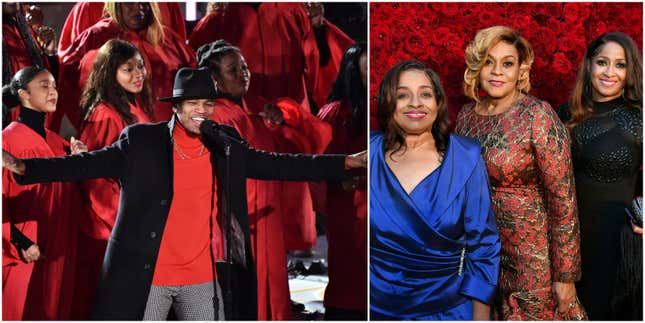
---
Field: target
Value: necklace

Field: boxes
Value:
[173,141,205,160]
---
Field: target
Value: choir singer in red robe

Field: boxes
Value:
[70,39,155,319]
[197,39,333,320]
[189,3,319,113]
[316,42,368,320]
[2,67,86,320]
[58,2,187,58]
[305,3,355,111]
[56,2,195,133]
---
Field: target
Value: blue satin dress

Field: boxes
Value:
[370,132,501,320]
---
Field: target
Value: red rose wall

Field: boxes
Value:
[369,2,643,129]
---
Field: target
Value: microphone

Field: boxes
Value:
[199,119,220,137]
[200,120,245,152]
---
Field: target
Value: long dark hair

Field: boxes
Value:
[80,39,154,127]
[568,32,642,127]
[377,59,450,157]
[327,42,366,136]
[2,6,44,86]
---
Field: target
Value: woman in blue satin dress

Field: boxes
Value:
[370,60,501,320]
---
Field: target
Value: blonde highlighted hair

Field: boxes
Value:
[104,2,165,46]
[463,26,534,101]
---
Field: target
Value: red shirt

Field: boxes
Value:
[152,121,217,286]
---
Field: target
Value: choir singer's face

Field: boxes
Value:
[116,53,146,94]
[19,70,58,114]
[212,52,250,98]
[120,2,151,31]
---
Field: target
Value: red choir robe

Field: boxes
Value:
[55,18,195,132]
[3,21,52,126]
[71,101,151,319]
[317,100,367,312]
[58,2,187,57]
[264,98,332,251]
[189,3,319,113]
[156,2,187,40]
[2,122,81,320]
[312,19,354,110]
[57,2,105,56]
[211,96,331,320]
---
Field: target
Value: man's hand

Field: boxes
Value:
[305,2,325,28]
[259,104,285,125]
[3,149,25,175]
[20,244,41,263]
[36,26,57,55]
[345,150,366,169]
[70,137,88,154]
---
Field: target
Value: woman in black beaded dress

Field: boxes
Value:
[558,32,642,320]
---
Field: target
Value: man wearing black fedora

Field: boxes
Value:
[2,67,366,320]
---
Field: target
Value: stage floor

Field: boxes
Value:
[288,235,328,320]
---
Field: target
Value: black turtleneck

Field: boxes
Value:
[592,96,626,114]
[17,106,46,139]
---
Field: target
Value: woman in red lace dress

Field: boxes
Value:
[455,26,583,320]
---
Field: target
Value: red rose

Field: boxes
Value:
[552,52,573,75]
[445,33,465,56]
[432,26,452,47]
[369,2,642,126]
[404,34,428,59]
[431,3,461,18]
[477,11,497,30]
[558,34,586,57]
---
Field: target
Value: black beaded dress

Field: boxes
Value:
[558,97,642,320]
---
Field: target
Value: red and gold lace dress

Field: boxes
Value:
[455,94,581,320]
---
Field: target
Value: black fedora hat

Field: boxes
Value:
[158,67,218,102]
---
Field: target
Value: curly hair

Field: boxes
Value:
[463,26,534,102]
[377,59,450,157]
[567,32,642,128]
[80,39,154,127]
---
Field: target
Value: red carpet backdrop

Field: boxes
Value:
[369,2,643,129]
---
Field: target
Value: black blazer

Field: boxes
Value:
[15,116,347,320]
